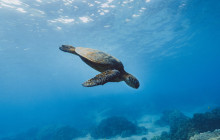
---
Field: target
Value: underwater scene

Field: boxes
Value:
[0,0,220,139]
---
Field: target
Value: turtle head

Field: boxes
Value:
[123,73,140,89]
[59,45,76,54]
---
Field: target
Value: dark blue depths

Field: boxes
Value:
[0,0,220,139]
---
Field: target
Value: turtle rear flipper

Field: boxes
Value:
[59,45,77,55]
[82,70,120,87]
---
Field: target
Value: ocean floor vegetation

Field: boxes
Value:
[189,129,220,140]
[152,108,220,140]
[91,116,148,139]
[1,108,220,140]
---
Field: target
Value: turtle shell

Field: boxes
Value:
[75,47,122,66]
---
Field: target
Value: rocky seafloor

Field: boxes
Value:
[189,129,220,140]
[1,108,220,140]
[152,108,220,140]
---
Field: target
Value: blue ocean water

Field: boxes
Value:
[0,0,220,139]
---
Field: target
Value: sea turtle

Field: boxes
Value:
[59,45,140,89]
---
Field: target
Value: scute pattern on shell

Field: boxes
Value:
[75,47,121,66]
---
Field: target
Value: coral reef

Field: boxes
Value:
[191,108,220,133]
[151,131,170,140]
[189,129,220,140]
[155,110,189,127]
[1,116,148,140]
[91,116,148,139]
[152,108,220,140]
[2,109,220,140]
[155,110,191,140]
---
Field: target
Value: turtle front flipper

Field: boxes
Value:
[82,70,120,87]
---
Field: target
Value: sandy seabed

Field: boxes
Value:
[76,115,169,140]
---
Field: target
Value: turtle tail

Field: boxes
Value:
[59,45,77,55]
